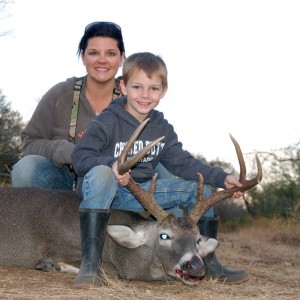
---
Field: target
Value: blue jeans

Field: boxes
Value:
[11,155,214,217]
[79,165,214,217]
[11,155,74,190]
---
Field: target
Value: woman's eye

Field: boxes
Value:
[160,233,170,240]
[88,51,97,56]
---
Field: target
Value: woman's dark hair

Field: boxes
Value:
[77,22,125,57]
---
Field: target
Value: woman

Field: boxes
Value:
[11,22,125,190]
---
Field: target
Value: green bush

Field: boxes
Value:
[249,179,300,219]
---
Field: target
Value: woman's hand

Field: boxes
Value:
[112,161,131,186]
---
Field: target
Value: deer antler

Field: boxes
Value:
[189,134,263,224]
[118,118,169,222]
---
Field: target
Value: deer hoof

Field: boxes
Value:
[35,257,55,272]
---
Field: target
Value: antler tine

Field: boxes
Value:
[118,118,163,174]
[190,135,263,224]
[118,118,168,222]
[229,134,246,183]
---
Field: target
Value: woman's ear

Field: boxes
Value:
[119,52,126,67]
[81,51,86,67]
[120,80,127,96]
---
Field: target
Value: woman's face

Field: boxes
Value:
[81,36,125,84]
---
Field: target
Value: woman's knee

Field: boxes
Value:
[11,155,72,189]
[11,155,51,187]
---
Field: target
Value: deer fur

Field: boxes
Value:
[0,187,217,285]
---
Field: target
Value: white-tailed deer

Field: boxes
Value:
[0,119,262,285]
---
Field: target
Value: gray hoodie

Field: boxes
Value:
[72,97,229,191]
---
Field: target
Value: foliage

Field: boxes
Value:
[249,178,300,219]
[247,143,300,219]
[213,198,247,223]
[0,90,24,173]
[194,142,300,221]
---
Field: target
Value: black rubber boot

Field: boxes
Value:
[72,209,110,287]
[198,216,248,284]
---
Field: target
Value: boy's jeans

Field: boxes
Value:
[11,155,214,217]
[80,165,214,217]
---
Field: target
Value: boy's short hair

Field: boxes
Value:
[122,52,168,87]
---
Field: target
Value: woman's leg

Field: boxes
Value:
[11,155,74,190]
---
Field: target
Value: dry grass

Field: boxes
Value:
[0,219,299,300]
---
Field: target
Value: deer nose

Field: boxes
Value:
[182,256,205,276]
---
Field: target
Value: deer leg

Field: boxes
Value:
[72,209,110,287]
[198,216,248,284]
[35,257,56,272]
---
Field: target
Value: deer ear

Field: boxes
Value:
[198,238,219,257]
[107,225,147,248]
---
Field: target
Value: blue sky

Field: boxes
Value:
[0,0,299,168]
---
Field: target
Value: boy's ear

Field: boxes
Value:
[120,80,127,96]
[161,85,168,98]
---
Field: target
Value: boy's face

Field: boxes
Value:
[120,69,168,122]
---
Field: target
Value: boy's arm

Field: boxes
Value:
[160,132,229,188]
[71,120,116,177]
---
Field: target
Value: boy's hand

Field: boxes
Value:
[224,175,244,198]
[112,161,131,186]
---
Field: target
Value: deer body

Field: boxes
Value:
[0,188,81,268]
[0,187,217,284]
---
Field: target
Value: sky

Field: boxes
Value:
[0,0,299,170]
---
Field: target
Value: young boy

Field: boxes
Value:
[71,52,247,286]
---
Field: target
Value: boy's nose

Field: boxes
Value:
[140,89,149,98]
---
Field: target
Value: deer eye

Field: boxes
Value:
[160,233,170,240]
[197,238,202,244]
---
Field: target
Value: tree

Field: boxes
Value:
[247,142,300,220]
[0,0,14,37]
[0,90,24,172]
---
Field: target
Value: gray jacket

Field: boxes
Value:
[21,76,96,167]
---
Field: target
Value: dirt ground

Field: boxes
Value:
[0,222,299,300]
